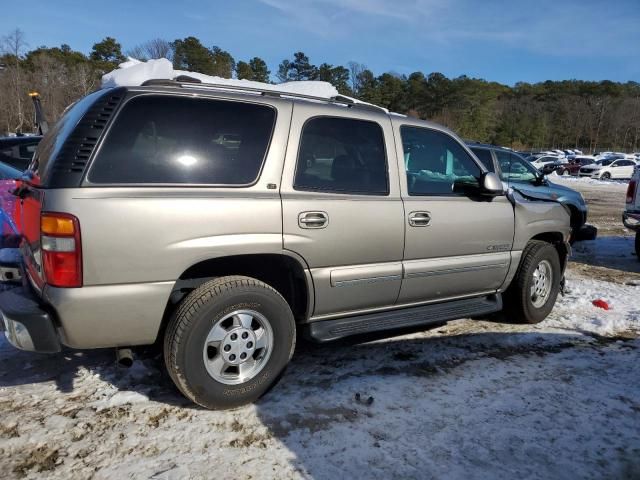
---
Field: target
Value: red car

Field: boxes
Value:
[556,157,595,176]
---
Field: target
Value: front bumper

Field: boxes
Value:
[0,286,61,353]
[624,211,640,231]
[573,223,598,241]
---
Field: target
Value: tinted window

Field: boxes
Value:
[495,151,538,184]
[470,148,495,172]
[294,117,388,195]
[401,126,481,196]
[89,96,276,185]
[34,89,106,177]
[19,143,38,159]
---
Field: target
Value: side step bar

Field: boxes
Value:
[307,294,502,342]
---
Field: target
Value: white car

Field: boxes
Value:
[531,155,563,170]
[579,158,637,179]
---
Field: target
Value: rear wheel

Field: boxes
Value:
[505,241,561,324]
[164,276,296,409]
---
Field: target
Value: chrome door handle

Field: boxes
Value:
[408,211,431,227]
[298,211,329,229]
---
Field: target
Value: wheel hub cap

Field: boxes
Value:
[220,328,257,365]
[202,309,273,385]
[531,260,552,308]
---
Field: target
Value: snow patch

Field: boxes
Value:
[101,57,386,111]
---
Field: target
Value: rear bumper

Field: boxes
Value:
[0,286,61,353]
[623,211,640,231]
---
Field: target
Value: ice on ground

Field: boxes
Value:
[101,58,386,110]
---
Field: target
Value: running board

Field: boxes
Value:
[307,294,502,342]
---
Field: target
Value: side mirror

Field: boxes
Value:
[480,172,505,196]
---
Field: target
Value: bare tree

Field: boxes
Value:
[347,61,366,94]
[126,38,173,61]
[1,28,27,133]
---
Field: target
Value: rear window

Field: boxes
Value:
[88,95,276,185]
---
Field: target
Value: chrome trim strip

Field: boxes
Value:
[333,274,402,288]
[405,263,508,279]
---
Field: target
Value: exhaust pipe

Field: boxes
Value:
[115,348,134,368]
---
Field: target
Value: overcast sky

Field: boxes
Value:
[2,0,639,84]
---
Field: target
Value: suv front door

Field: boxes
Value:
[393,121,515,304]
[281,103,404,318]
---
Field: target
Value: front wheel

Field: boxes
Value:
[600,172,611,180]
[562,169,570,176]
[504,241,561,324]
[636,231,640,261]
[164,276,296,409]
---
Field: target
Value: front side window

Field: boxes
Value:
[495,151,538,184]
[294,117,388,195]
[470,148,495,172]
[89,96,276,185]
[401,126,481,195]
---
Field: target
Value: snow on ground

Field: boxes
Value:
[1,269,639,480]
[101,58,386,110]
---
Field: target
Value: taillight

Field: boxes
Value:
[627,180,637,204]
[41,212,82,287]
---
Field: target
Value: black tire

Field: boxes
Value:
[164,276,296,409]
[601,172,611,180]
[504,241,561,324]
[635,232,640,261]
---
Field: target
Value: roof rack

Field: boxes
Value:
[140,76,387,113]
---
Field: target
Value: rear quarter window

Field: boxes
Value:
[88,95,276,185]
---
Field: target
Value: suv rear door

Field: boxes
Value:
[392,120,515,304]
[281,103,404,318]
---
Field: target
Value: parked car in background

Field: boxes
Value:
[556,156,596,176]
[468,142,595,241]
[623,169,640,259]
[530,155,564,171]
[0,136,42,171]
[579,158,636,179]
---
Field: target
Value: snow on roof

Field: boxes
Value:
[101,58,387,111]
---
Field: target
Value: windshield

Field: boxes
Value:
[596,159,613,166]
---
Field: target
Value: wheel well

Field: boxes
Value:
[156,254,310,344]
[531,232,568,268]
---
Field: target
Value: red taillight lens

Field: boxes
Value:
[627,179,637,204]
[41,213,82,287]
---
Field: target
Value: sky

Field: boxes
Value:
[2,0,639,85]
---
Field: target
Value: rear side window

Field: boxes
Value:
[294,117,388,195]
[470,148,495,172]
[89,96,276,185]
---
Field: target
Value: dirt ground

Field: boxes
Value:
[0,176,638,479]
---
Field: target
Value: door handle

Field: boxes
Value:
[408,211,431,227]
[298,211,329,229]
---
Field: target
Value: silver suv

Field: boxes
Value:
[0,78,571,409]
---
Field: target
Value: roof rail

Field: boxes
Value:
[139,77,387,113]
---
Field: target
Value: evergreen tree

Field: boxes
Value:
[210,46,234,78]
[172,36,215,75]
[90,37,125,72]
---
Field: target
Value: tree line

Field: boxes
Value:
[1,29,639,152]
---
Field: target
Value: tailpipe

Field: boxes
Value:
[115,347,134,368]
